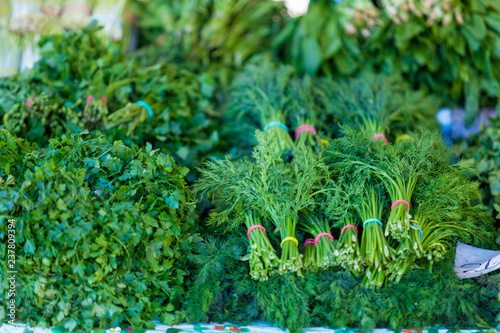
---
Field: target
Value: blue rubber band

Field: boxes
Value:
[63,102,74,108]
[247,245,251,253]
[10,5,42,16]
[91,14,124,27]
[136,100,154,121]
[363,218,383,228]
[411,225,423,240]
[263,121,288,132]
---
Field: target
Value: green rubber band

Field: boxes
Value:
[136,100,154,121]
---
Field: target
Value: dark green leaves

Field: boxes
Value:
[0,131,196,332]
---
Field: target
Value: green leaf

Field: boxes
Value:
[470,14,487,40]
[160,312,175,326]
[23,239,36,254]
[165,195,179,209]
[302,37,323,75]
[62,318,78,332]
[485,14,500,35]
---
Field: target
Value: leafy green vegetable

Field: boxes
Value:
[452,117,500,245]
[131,0,284,70]
[184,235,500,332]
[195,131,328,276]
[276,0,500,121]
[0,25,226,181]
[0,130,196,332]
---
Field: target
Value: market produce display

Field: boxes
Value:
[453,117,500,227]
[196,127,494,288]
[184,240,500,332]
[275,0,500,123]
[0,130,195,331]
[224,57,441,155]
[1,0,500,332]
[0,25,225,181]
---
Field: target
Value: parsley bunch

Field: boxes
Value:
[0,130,196,332]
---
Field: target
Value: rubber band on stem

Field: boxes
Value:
[247,245,251,253]
[411,225,423,240]
[63,102,74,108]
[314,233,334,247]
[371,133,389,145]
[41,6,59,16]
[280,237,298,248]
[86,95,108,105]
[391,200,410,212]
[10,5,42,16]
[60,4,92,16]
[295,124,316,139]
[302,239,315,250]
[26,97,36,108]
[340,225,358,235]
[247,225,266,239]
[136,100,154,121]
[320,139,329,146]
[363,218,383,228]
[395,134,411,144]
[263,121,288,132]
[91,14,124,27]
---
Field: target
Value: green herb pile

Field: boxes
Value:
[275,0,500,123]
[184,237,500,332]
[224,57,441,157]
[0,130,196,332]
[0,25,225,181]
[131,0,284,71]
[453,117,500,227]
[195,127,494,289]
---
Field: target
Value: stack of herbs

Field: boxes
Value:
[0,130,196,331]
[0,25,225,181]
[452,116,500,229]
[275,0,500,124]
[131,0,284,71]
[195,126,494,288]
[224,56,441,159]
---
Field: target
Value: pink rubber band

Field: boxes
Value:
[302,239,315,250]
[314,233,334,247]
[247,225,266,239]
[391,200,410,212]
[26,97,33,108]
[42,6,59,16]
[60,3,92,16]
[340,225,358,235]
[86,95,107,104]
[372,133,389,145]
[295,124,316,139]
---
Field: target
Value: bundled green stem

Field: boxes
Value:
[278,215,302,275]
[244,210,279,281]
[358,187,392,288]
[302,239,316,271]
[383,175,417,240]
[300,215,337,272]
[105,101,154,135]
[335,216,362,274]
